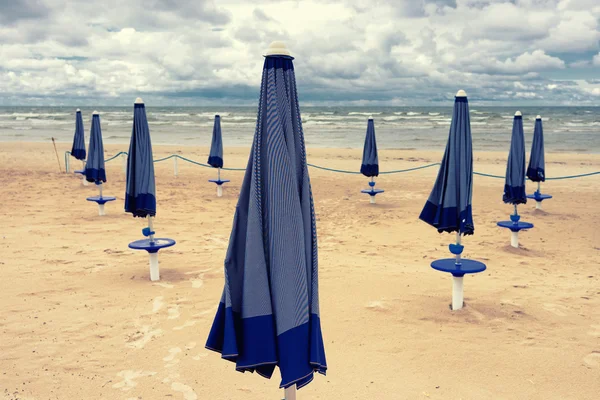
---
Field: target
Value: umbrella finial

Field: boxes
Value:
[92,110,99,115]
[515,111,522,116]
[265,41,291,56]
[76,108,81,112]
[456,89,467,97]
[135,97,144,104]
[536,115,542,120]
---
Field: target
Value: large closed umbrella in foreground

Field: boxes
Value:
[207,115,229,197]
[84,111,115,215]
[419,89,486,311]
[71,109,88,185]
[497,111,533,248]
[125,98,175,281]
[360,118,384,204]
[205,42,327,400]
[526,115,552,209]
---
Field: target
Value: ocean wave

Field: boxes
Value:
[347,112,381,116]
[382,115,431,121]
[428,112,440,116]
[406,112,421,116]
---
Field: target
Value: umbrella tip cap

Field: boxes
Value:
[515,111,522,116]
[536,115,542,119]
[135,97,144,104]
[76,108,81,112]
[265,41,291,56]
[92,110,99,115]
[456,89,467,97]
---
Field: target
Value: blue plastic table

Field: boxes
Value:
[431,258,487,277]
[496,220,534,232]
[86,195,116,205]
[128,238,176,253]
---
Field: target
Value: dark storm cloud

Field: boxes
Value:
[0,0,50,24]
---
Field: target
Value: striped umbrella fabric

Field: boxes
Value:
[71,109,86,160]
[360,118,379,177]
[205,46,327,390]
[207,115,224,168]
[526,116,545,182]
[124,98,156,218]
[84,112,106,184]
[503,112,527,205]
[419,90,474,235]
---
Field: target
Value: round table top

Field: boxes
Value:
[86,195,116,205]
[431,258,487,277]
[128,238,176,253]
[361,189,385,195]
[497,220,534,231]
[208,179,230,185]
[526,193,553,201]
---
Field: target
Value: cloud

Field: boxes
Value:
[0,0,598,105]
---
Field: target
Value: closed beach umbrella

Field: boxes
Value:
[125,98,156,218]
[526,115,545,183]
[419,90,474,234]
[503,111,527,205]
[360,118,379,177]
[84,112,106,184]
[205,42,327,396]
[207,115,224,168]
[71,109,86,161]
[419,90,486,311]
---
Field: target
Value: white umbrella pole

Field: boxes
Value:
[511,231,519,248]
[369,176,375,204]
[217,168,223,197]
[147,216,159,281]
[535,182,542,209]
[82,161,88,186]
[284,385,297,400]
[174,156,178,177]
[452,232,464,310]
[98,184,105,215]
[218,167,221,181]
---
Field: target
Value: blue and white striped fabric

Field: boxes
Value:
[125,100,156,218]
[420,92,474,235]
[84,113,106,184]
[70,110,86,161]
[503,113,527,204]
[205,54,327,390]
[526,116,545,183]
[207,115,224,168]
[360,118,379,177]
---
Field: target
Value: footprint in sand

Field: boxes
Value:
[583,351,600,368]
[125,325,163,349]
[185,342,197,350]
[192,352,208,361]
[173,320,197,331]
[190,275,205,289]
[112,370,156,391]
[543,303,568,316]
[162,372,180,383]
[587,325,600,338]
[168,304,181,320]
[365,301,389,312]
[164,347,182,368]
[153,282,174,289]
[152,296,165,313]
[172,382,198,400]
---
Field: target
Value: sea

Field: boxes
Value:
[0,106,598,153]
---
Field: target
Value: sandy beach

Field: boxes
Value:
[1,141,599,400]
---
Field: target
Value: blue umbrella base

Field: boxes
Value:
[129,238,176,254]
[431,258,487,277]
[208,179,230,186]
[361,189,384,197]
[497,220,534,232]
[526,193,552,201]
[86,196,116,205]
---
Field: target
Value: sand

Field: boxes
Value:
[1,142,599,400]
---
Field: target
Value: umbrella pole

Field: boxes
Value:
[97,184,106,216]
[147,216,159,281]
[82,161,89,186]
[452,231,464,310]
[535,182,542,210]
[284,385,297,400]
[370,177,375,204]
[217,168,223,197]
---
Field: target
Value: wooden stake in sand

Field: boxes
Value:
[51,137,62,173]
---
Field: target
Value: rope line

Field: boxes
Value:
[63,151,600,180]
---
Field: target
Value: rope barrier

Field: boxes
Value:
[63,150,600,180]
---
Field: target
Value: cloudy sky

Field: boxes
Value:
[1,0,599,106]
